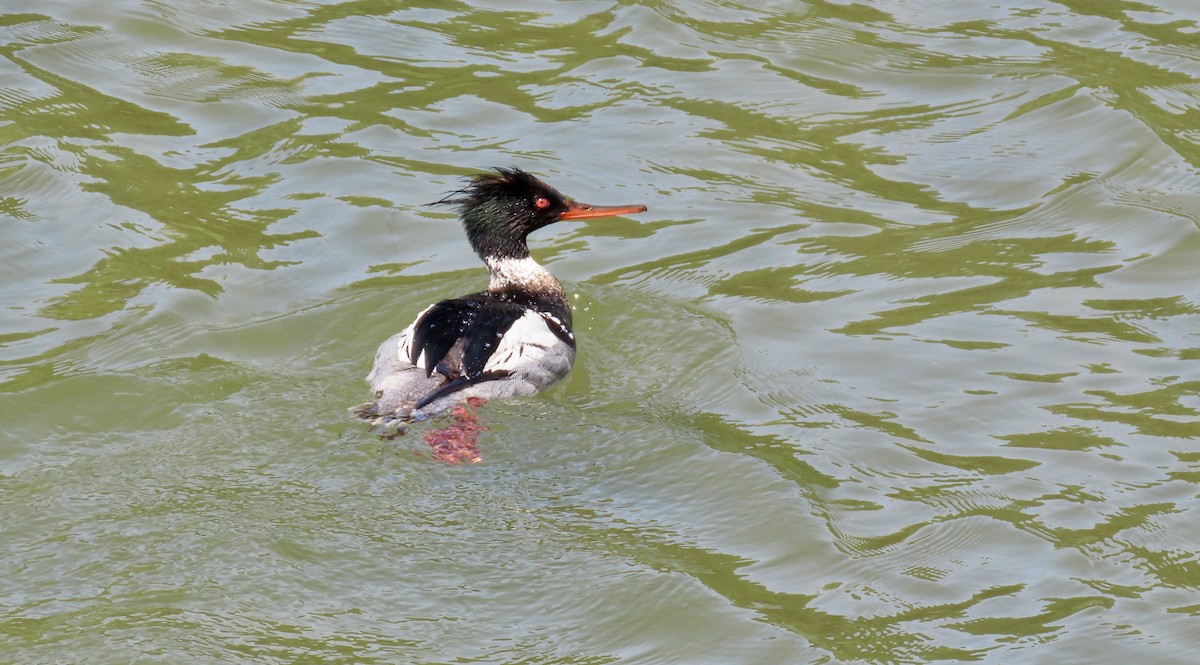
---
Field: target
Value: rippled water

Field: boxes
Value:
[4,1,1200,663]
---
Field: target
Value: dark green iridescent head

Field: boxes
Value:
[434,167,574,260]
[433,167,647,260]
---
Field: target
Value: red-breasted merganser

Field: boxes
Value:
[355,167,647,430]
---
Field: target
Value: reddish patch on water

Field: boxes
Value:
[423,397,488,463]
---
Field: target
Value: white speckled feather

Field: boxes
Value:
[395,303,434,371]
[483,310,574,378]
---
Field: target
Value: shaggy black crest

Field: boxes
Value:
[433,167,573,260]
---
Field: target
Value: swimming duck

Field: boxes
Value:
[356,167,646,428]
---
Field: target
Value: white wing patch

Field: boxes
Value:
[397,303,435,369]
[396,324,417,368]
[483,310,570,375]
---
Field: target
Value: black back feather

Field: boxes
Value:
[409,293,529,379]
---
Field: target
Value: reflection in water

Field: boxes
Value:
[44,145,315,320]
[3,1,1200,663]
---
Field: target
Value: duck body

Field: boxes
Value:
[363,274,576,423]
[356,167,645,427]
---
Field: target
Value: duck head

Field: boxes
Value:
[434,167,647,260]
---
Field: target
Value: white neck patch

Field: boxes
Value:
[485,256,560,291]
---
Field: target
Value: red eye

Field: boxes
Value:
[534,196,550,209]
